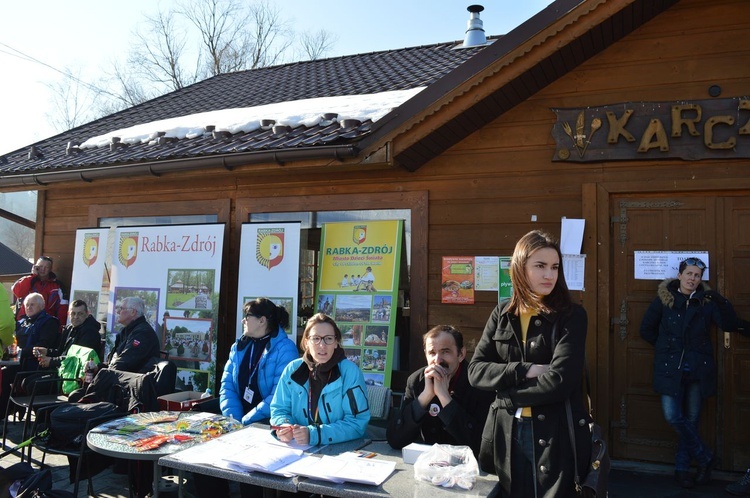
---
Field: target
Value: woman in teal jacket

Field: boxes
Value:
[220,298,299,425]
[271,313,370,446]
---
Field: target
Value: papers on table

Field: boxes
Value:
[288,454,396,486]
[168,426,396,485]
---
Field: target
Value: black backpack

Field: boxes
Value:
[48,402,124,449]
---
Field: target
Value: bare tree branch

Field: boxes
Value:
[298,29,338,61]
[44,0,339,129]
[44,67,96,132]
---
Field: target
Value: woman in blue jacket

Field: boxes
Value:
[196,298,299,498]
[271,313,370,446]
[220,298,299,425]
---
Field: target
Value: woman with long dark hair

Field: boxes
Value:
[469,230,590,497]
[220,297,299,424]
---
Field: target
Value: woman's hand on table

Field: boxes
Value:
[275,423,310,444]
[291,425,310,445]
[276,424,294,442]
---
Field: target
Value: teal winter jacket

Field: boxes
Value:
[270,357,370,446]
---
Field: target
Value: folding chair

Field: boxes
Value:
[366,384,393,440]
[1,372,74,461]
[29,402,124,497]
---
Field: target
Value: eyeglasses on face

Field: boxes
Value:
[115,306,133,312]
[308,335,336,345]
[682,257,707,270]
[244,313,260,320]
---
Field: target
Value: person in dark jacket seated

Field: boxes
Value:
[34,299,101,369]
[0,292,61,416]
[106,296,160,373]
[387,324,494,457]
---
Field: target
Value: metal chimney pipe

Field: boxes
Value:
[463,5,486,47]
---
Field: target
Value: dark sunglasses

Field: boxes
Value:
[681,257,706,270]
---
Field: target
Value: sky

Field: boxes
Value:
[0,1,554,156]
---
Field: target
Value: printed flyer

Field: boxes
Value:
[441,256,475,304]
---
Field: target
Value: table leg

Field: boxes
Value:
[178,469,185,498]
[152,461,161,498]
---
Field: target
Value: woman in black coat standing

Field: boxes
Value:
[469,230,590,497]
[639,257,737,489]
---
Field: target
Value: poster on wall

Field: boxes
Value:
[634,251,710,280]
[317,220,404,388]
[441,256,475,304]
[236,222,301,342]
[497,256,512,300]
[69,227,111,331]
[108,223,225,392]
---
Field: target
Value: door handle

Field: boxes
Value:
[724,330,731,349]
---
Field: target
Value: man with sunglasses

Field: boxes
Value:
[640,257,739,489]
[386,325,494,457]
[11,256,68,329]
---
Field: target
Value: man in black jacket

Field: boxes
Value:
[107,296,160,373]
[34,299,102,369]
[387,325,494,456]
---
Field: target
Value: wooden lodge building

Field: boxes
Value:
[2,0,749,470]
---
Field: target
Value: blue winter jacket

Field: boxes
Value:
[220,327,299,425]
[270,357,370,446]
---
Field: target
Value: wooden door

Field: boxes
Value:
[610,195,718,463]
[720,196,750,471]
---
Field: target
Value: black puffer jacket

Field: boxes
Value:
[108,316,160,373]
[639,279,737,398]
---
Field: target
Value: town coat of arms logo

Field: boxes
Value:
[118,232,138,268]
[353,225,367,245]
[256,228,284,270]
[82,233,99,267]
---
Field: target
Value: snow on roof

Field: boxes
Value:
[80,87,426,149]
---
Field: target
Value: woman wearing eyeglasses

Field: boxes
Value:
[196,300,299,498]
[220,298,299,425]
[640,257,738,489]
[270,313,370,445]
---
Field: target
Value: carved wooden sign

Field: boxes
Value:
[551,97,750,162]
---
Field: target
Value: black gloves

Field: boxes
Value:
[704,290,728,306]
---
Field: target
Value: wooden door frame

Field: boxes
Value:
[582,177,750,448]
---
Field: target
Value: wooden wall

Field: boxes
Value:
[34,0,750,390]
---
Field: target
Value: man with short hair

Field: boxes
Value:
[11,256,68,326]
[0,293,61,416]
[387,325,494,456]
[15,293,60,370]
[106,297,160,373]
[34,299,102,369]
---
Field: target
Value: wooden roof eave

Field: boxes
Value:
[357,0,681,172]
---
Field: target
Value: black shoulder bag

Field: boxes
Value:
[552,319,610,497]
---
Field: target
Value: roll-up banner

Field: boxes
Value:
[107,223,225,392]
[236,222,302,342]
[316,220,404,388]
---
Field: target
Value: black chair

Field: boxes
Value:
[1,372,74,461]
[29,402,124,497]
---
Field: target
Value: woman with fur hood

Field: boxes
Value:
[640,257,738,489]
